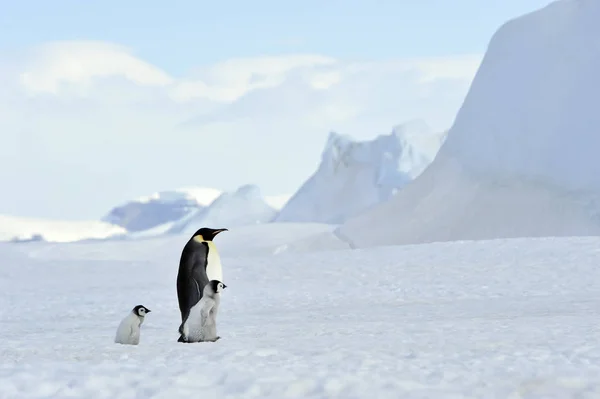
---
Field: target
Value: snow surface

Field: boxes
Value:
[11,222,349,262]
[0,214,126,243]
[276,120,446,224]
[338,0,600,247]
[4,232,600,397]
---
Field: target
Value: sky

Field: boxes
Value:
[0,0,553,220]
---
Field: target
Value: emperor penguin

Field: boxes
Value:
[176,227,228,342]
[114,305,151,345]
[180,280,226,343]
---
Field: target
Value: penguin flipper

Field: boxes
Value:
[189,243,210,296]
[176,241,210,343]
[177,246,209,321]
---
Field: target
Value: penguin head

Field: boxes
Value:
[191,227,228,242]
[206,279,227,295]
[133,305,151,317]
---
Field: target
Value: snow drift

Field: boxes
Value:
[275,120,446,224]
[338,0,600,247]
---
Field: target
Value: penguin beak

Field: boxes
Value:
[223,284,227,289]
[146,309,151,313]
[213,228,228,235]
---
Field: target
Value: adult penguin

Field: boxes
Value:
[176,227,228,342]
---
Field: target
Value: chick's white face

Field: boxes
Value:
[135,306,150,317]
[216,282,225,293]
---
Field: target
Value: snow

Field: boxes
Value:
[0,185,288,244]
[103,186,290,238]
[392,120,447,179]
[0,214,126,243]
[338,0,600,248]
[166,185,278,235]
[264,194,292,210]
[6,2,600,396]
[133,187,223,206]
[3,230,600,397]
[275,119,446,224]
[102,187,223,233]
[0,186,290,244]
[442,0,600,191]
[12,222,348,262]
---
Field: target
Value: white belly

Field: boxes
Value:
[206,241,223,282]
[183,300,216,342]
[115,316,141,345]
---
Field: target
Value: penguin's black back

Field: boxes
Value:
[176,238,210,328]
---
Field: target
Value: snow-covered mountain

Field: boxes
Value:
[1,185,289,243]
[103,187,222,232]
[338,0,600,248]
[275,119,446,224]
[103,186,291,238]
[164,185,280,235]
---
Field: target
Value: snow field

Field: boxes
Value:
[2,235,600,397]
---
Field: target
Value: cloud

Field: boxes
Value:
[18,41,173,95]
[0,40,482,220]
[170,54,337,103]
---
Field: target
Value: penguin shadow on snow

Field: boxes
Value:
[112,227,229,346]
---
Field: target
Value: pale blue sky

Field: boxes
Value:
[0,0,554,220]
[2,0,551,74]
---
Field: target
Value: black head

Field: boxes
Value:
[133,305,151,317]
[208,280,227,294]
[191,227,228,242]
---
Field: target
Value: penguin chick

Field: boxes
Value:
[180,280,226,343]
[114,305,151,345]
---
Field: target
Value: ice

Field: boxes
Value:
[276,119,446,224]
[338,0,600,247]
